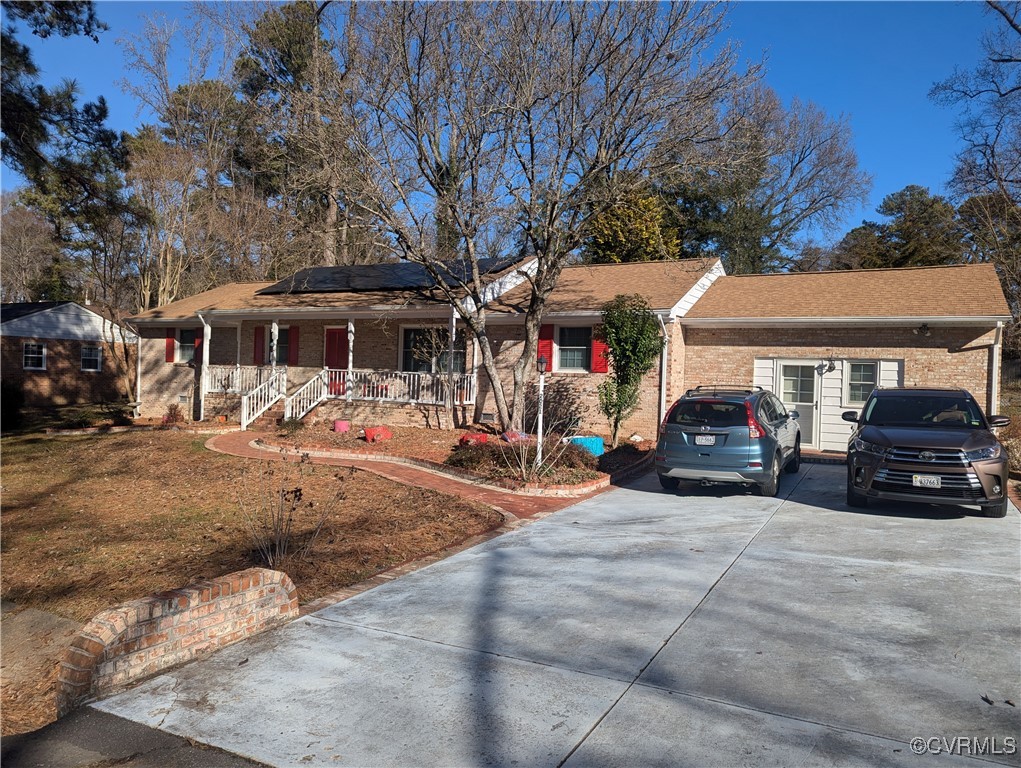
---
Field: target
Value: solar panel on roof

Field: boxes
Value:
[258,257,518,295]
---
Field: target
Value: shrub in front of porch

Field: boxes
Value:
[445,440,600,485]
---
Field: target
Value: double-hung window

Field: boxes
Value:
[401,328,466,373]
[274,328,290,366]
[178,329,197,364]
[557,327,591,371]
[81,345,102,372]
[23,342,45,370]
[846,362,878,405]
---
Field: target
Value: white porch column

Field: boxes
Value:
[198,313,211,421]
[270,320,279,370]
[346,319,355,402]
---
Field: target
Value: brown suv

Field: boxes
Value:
[844,388,1011,517]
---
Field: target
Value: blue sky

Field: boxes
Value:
[2,1,994,244]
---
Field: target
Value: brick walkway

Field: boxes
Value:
[205,430,609,522]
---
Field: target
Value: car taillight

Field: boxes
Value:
[660,399,682,435]
[746,401,764,439]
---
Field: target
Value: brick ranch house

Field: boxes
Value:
[127,259,1011,451]
[1,301,137,407]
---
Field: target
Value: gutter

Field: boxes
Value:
[680,315,1012,328]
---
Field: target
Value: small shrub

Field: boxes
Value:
[64,407,99,429]
[0,381,25,432]
[445,439,598,484]
[279,418,305,438]
[236,452,347,569]
[161,402,185,427]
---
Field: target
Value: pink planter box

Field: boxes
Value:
[334,420,350,433]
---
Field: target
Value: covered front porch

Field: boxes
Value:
[202,364,477,429]
[191,316,477,429]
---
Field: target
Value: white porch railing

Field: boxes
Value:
[240,370,287,430]
[284,370,328,421]
[204,364,278,395]
[324,368,476,406]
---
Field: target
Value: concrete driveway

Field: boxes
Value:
[94,464,1020,767]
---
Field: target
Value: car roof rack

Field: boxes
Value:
[684,385,763,397]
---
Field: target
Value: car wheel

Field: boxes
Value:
[784,438,801,474]
[755,454,780,497]
[983,496,1008,518]
[658,475,680,490]
[846,467,868,508]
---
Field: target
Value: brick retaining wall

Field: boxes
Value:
[56,567,298,715]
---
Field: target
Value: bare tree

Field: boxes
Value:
[665,85,872,274]
[932,0,1020,339]
[332,1,753,429]
[0,191,61,302]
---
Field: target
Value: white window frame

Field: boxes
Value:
[177,328,197,364]
[554,325,592,373]
[399,324,466,374]
[23,342,46,370]
[844,360,879,407]
[81,345,102,372]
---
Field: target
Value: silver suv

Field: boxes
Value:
[655,386,802,497]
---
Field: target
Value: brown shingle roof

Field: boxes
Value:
[491,258,719,314]
[684,263,1011,321]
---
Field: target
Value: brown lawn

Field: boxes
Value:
[0,429,502,735]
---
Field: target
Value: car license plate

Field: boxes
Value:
[694,434,716,446]
[912,474,941,489]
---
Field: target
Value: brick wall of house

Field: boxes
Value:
[56,568,298,715]
[472,323,668,440]
[138,329,198,419]
[683,325,998,409]
[1,336,134,407]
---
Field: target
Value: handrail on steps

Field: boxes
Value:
[283,369,328,422]
[240,370,287,430]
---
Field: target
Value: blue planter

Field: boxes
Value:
[569,435,605,457]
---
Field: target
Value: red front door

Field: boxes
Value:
[324,328,349,395]
[325,328,348,369]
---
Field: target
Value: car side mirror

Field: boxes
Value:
[841,410,859,423]
[789,410,800,420]
[989,415,1011,428]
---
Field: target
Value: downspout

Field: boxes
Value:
[657,314,669,428]
[197,312,211,422]
[992,321,1004,414]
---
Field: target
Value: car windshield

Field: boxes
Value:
[861,395,985,429]
[669,400,746,428]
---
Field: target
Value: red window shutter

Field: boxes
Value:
[254,326,265,365]
[165,329,175,362]
[194,327,203,361]
[591,334,609,373]
[537,324,554,367]
[287,325,300,366]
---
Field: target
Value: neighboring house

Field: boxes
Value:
[1,301,137,407]
[127,259,1011,445]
